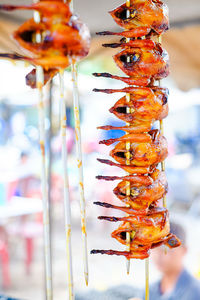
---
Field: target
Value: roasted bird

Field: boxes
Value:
[94,86,168,132]
[92,208,181,259]
[94,40,169,86]
[11,17,90,60]
[113,169,167,212]
[97,0,169,38]
[103,39,169,82]
[96,169,167,213]
[0,1,90,87]
[91,0,180,261]
[107,130,168,167]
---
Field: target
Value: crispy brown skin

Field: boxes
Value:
[110,130,168,167]
[92,0,180,260]
[91,207,181,259]
[94,40,169,85]
[0,2,90,70]
[113,169,168,211]
[113,43,169,80]
[109,0,169,35]
[95,87,168,132]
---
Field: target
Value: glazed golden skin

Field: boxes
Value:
[0,1,90,86]
[113,169,168,212]
[109,0,169,36]
[94,40,169,86]
[91,0,181,261]
[12,17,90,61]
[97,0,168,38]
[111,87,168,125]
[94,87,168,133]
[96,169,167,213]
[92,208,181,259]
[113,41,169,80]
[109,130,168,167]
[111,208,170,247]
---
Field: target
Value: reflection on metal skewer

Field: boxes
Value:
[59,70,74,300]
[33,5,53,299]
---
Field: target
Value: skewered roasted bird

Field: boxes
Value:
[113,169,168,212]
[11,17,90,60]
[96,169,167,213]
[103,39,169,82]
[92,207,181,259]
[95,86,168,133]
[97,0,169,38]
[0,1,90,87]
[104,130,168,167]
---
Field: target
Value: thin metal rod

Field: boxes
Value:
[59,70,74,299]
[160,120,167,207]
[71,62,89,285]
[145,258,150,300]
[125,0,131,275]
[64,0,88,286]
[158,35,167,208]
[34,6,53,299]
[47,81,53,267]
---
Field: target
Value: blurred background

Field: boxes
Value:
[0,0,200,299]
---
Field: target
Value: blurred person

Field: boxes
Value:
[129,222,200,300]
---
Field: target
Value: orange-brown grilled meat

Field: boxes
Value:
[91,208,180,259]
[102,39,169,81]
[95,169,167,213]
[12,17,90,59]
[94,87,168,133]
[0,2,90,73]
[109,130,168,167]
[97,0,169,37]
[0,1,72,21]
[114,45,169,80]
[113,169,167,212]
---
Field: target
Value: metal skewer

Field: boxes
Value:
[145,258,149,300]
[158,35,167,208]
[33,5,53,299]
[59,70,74,300]
[67,0,89,285]
[71,62,89,285]
[125,0,131,275]
[62,0,88,286]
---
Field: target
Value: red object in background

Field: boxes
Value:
[0,240,10,289]
[25,237,34,275]
[0,227,10,289]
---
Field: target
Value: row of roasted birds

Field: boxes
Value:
[0,0,181,260]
